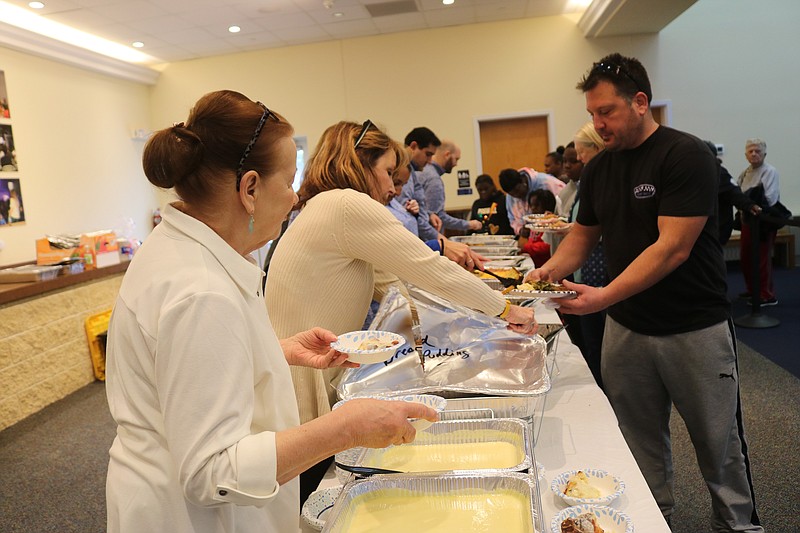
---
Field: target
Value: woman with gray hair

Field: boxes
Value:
[737,138,781,306]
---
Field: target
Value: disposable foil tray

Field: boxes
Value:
[467,244,519,255]
[450,235,517,246]
[337,418,532,476]
[439,393,544,421]
[322,471,542,533]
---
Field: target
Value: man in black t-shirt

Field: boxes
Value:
[525,53,762,532]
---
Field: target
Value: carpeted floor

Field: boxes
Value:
[1,341,797,532]
[725,263,800,379]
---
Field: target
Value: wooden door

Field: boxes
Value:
[652,105,665,125]
[478,115,550,188]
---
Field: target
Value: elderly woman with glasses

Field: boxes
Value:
[104,91,439,533]
[265,120,538,493]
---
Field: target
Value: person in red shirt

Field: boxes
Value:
[521,188,556,267]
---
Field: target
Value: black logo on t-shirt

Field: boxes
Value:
[633,184,656,199]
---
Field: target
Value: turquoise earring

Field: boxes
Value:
[248,213,254,234]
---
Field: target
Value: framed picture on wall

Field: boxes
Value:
[0,70,9,120]
[0,178,24,225]
[0,124,17,171]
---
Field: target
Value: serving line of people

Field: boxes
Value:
[104,51,763,533]
[104,92,536,532]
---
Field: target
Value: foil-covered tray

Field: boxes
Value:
[336,418,532,476]
[321,472,542,533]
[336,287,551,400]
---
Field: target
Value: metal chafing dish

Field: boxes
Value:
[322,471,543,533]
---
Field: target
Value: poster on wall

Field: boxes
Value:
[0,70,9,120]
[0,124,17,171]
[0,178,24,225]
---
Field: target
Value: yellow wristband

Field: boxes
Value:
[498,299,512,319]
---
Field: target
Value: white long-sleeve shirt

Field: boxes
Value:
[106,203,299,533]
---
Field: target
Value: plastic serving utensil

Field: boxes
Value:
[334,462,402,477]
[475,268,519,288]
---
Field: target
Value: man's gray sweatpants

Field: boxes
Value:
[602,316,762,532]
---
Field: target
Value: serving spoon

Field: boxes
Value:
[475,269,519,288]
[334,462,402,477]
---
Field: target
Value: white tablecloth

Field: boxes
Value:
[301,302,671,533]
[533,305,670,532]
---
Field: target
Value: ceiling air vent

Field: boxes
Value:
[365,0,419,17]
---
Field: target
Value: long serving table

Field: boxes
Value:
[300,302,671,533]
[533,304,671,532]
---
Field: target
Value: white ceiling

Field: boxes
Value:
[1,0,593,64]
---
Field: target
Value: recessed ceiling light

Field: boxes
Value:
[228,25,241,33]
[132,41,144,48]
[442,0,455,5]
[333,11,343,17]
[28,1,44,8]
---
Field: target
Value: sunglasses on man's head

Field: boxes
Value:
[591,61,644,95]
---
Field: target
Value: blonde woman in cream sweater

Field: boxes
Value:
[266,120,537,498]
[266,120,537,419]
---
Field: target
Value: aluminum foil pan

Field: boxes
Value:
[335,286,551,400]
[439,394,545,421]
[450,235,517,246]
[336,418,532,476]
[321,471,542,533]
[467,245,519,255]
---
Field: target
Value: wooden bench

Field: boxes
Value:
[724,228,795,268]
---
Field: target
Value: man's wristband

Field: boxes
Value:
[497,299,512,319]
[438,237,445,256]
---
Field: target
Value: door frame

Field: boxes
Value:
[472,110,556,175]
[651,99,672,126]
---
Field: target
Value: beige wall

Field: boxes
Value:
[0,0,796,269]
[0,47,157,266]
[149,0,799,214]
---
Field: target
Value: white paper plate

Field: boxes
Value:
[330,330,406,364]
[301,486,342,531]
[332,393,447,432]
[551,468,625,506]
[551,504,634,533]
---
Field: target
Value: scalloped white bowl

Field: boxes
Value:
[550,468,625,507]
[330,330,406,364]
[551,504,634,533]
[301,486,342,531]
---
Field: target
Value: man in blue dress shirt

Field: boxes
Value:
[418,140,483,234]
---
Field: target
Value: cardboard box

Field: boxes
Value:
[36,238,80,265]
[79,231,120,269]
[36,231,121,269]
